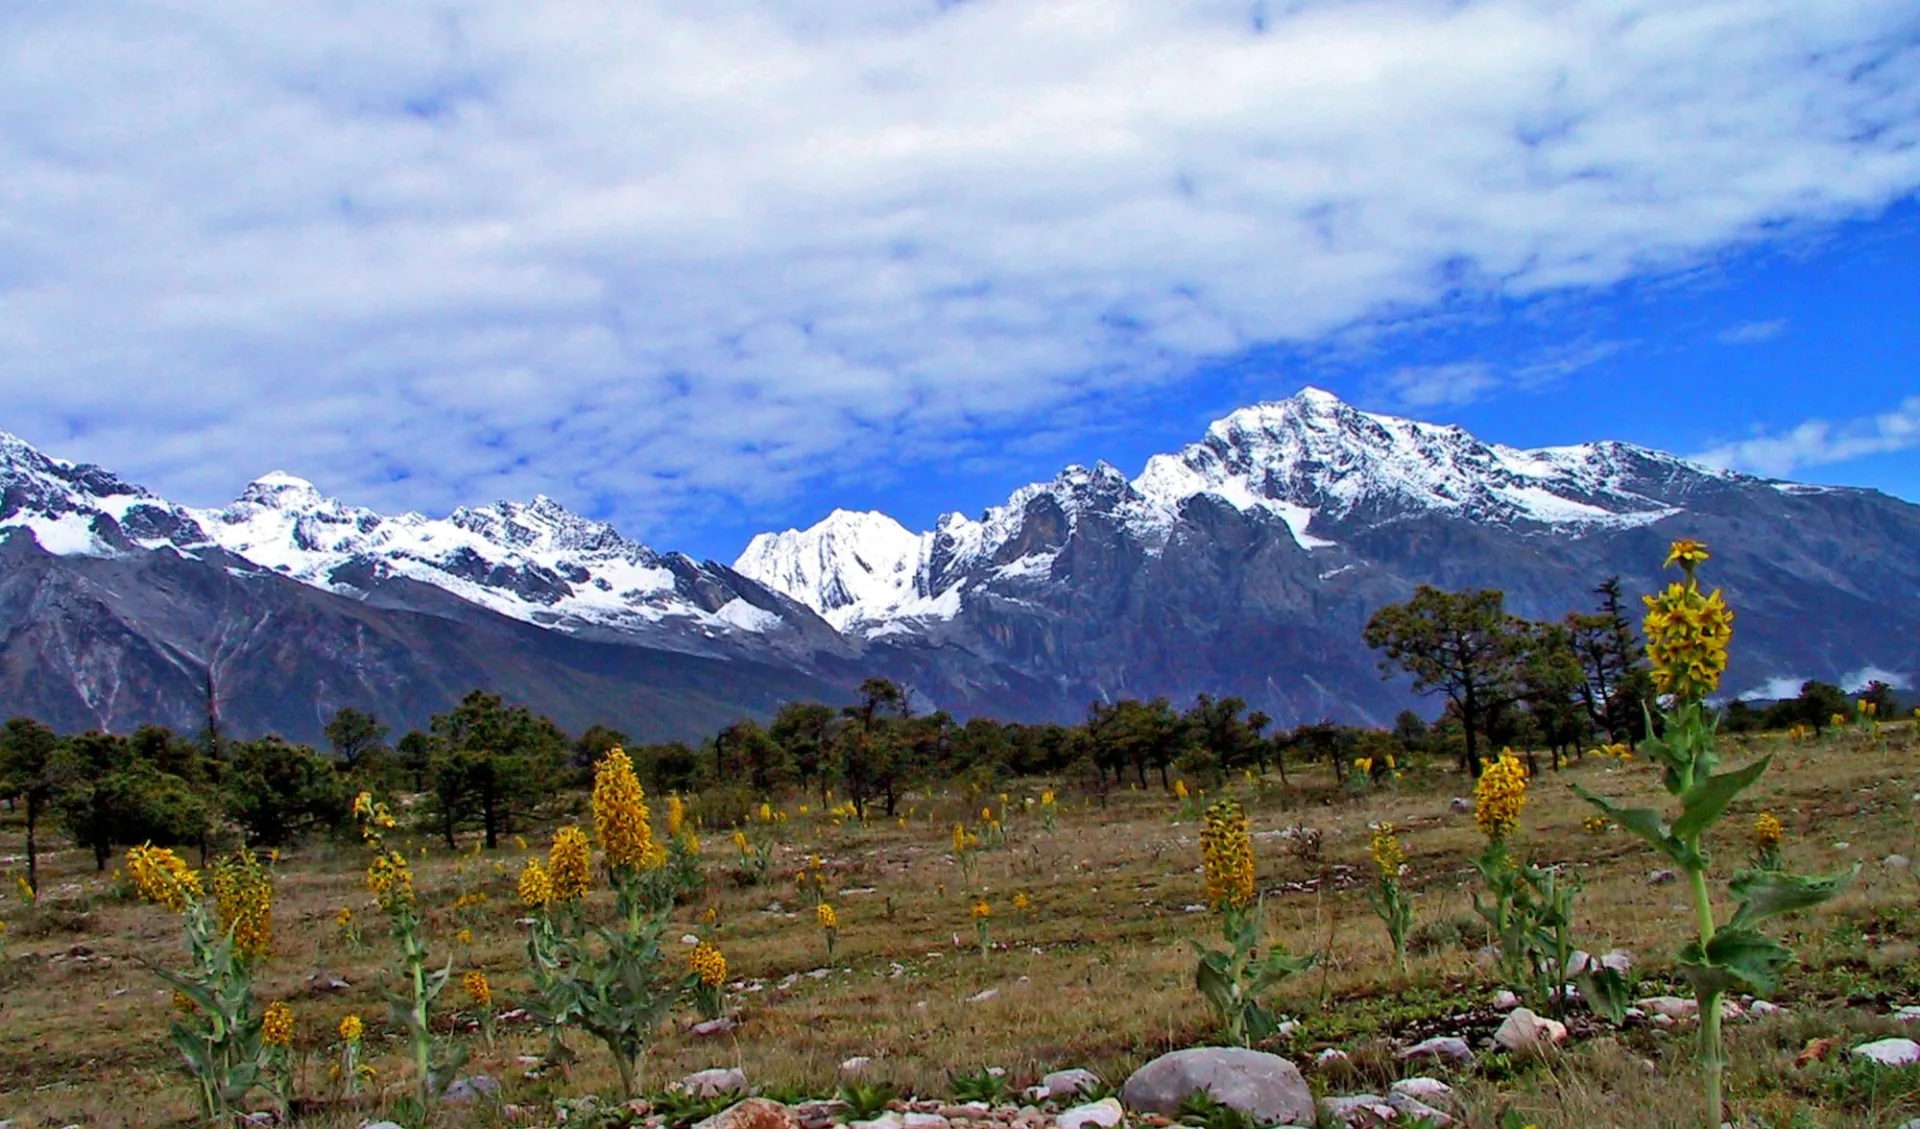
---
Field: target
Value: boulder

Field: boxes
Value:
[1397,1036,1474,1067]
[1042,1069,1105,1101]
[850,1115,905,1129]
[1055,1098,1124,1129]
[1492,990,1521,1011]
[1636,996,1698,1021]
[1318,1094,1395,1127]
[839,1056,878,1080]
[1121,1047,1316,1127]
[1388,1078,1453,1106]
[1387,1092,1454,1126]
[1449,797,1473,814]
[1494,1008,1568,1053]
[1853,1038,1920,1067]
[1648,869,1678,886]
[1314,1048,1351,1068]
[692,1100,800,1129]
[1599,949,1634,974]
[442,1076,501,1105]
[678,1068,749,1098]
[903,1115,948,1129]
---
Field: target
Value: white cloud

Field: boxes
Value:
[1718,318,1788,344]
[1373,363,1499,410]
[1,1,1918,541]
[1694,396,1920,477]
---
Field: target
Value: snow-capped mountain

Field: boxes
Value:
[4,385,1918,738]
[734,388,1707,634]
[189,472,841,658]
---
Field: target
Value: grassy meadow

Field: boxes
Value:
[2,723,1918,1129]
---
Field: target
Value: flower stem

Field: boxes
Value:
[1687,862,1724,1128]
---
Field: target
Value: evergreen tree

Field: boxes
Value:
[1567,576,1652,744]
[426,690,570,849]
[0,716,60,894]
[1364,586,1525,774]
[324,707,391,773]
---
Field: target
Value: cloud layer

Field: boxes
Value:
[3,1,1918,540]
[1696,396,1920,477]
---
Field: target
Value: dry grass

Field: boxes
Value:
[2,723,1917,1128]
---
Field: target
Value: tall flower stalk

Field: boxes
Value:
[1576,541,1852,1128]
[1191,800,1312,1046]
[1365,823,1412,974]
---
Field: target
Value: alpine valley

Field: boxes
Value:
[4,388,1917,742]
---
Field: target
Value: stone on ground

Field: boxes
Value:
[1852,1038,1920,1067]
[1494,1007,1568,1053]
[1389,1077,1454,1106]
[442,1076,500,1105]
[1055,1098,1124,1129]
[692,1099,800,1129]
[1319,1094,1395,1127]
[678,1067,749,1097]
[1397,1035,1475,1066]
[1120,1047,1316,1127]
[1387,1091,1454,1126]
[1042,1069,1105,1101]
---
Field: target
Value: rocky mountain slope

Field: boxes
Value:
[5,388,1917,739]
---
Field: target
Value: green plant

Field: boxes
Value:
[1575,541,1854,1128]
[124,843,291,1125]
[950,1066,1009,1104]
[1365,823,1413,974]
[1194,800,1315,1046]
[354,793,467,1122]
[836,1081,898,1122]
[654,1086,746,1128]
[1174,1091,1255,1129]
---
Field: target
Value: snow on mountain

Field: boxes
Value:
[734,510,927,630]
[736,388,1722,634]
[0,430,212,556]
[191,474,801,641]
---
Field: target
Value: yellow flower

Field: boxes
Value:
[972,898,991,919]
[667,794,686,838]
[1174,779,1189,800]
[366,850,414,913]
[689,941,727,987]
[209,849,274,961]
[513,835,528,852]
[1753,811,1784,850]
[591,748,654,873]
[262,1001,295,1049]
[701,905,718,925]
[1664,539,1710,570]
[732,830,749,853]
[1353,757,1373,778]
[518,857,554,909]
[463,969,491,1008]
[172,990,195,1014]
[817,902,838,930]
[1642,545,1734,699]
[1040,790,1055,808]
[1369,823,1405,880]
[952,824,970,855]
[548,826,593,904]
[1474,751,1528,841]
[338,1013,363,1043]
[758,802,773,823]
[455,927,473,946]
[1830,712,1848,729]
[641,840,668,870]
[1582,814,1610,835]
[1200,800,1256,913]
[1012,891,1031,912]
[336,906,353,928]
[126,844,203,912]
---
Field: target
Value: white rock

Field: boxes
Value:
[967,988,999,1003]
[1055,1098,1123,1129]
[1833,842,1850,850]
[1494,1008,1568,1053]
[851,1115,905,1129]
[681,934,702,945]
[1319,1094,1395,1127]
[1637,996,1699,1020]
[1315,1048,1351,1067]
[1893,855,1916,870]
[1042,1069,1104,1100]
[1749,1000,1783,1017]
[1387,1092,1454,1126]
[1853,1038,1920,1067]
[1600,949,1634,974]
[903,1114,949,1129]
[1389,1078,1454,1106]
[677,1068,748,1097]
[840,1056,877,1080]
[1492,990,1521,1011]
[1648,869,1678,886]
[1397,1036,1474,1066]
[1894,1005,1920,1022]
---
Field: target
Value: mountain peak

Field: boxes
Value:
[238,471,327,509]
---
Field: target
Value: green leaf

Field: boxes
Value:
[1726,865,1857,931]
[1573,785,1691,865]
[1573,966,1631,1025]
[1680,928,1795,998]
[1672,756,1771,842]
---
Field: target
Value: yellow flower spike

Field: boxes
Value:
[1369,823,1405,879]
[209,849,274,961]
[688,941,727,987]
[262,1001,295,1049]
[972,898,991,919]
[1664,539,1710,570]
[1753,811,1784,850]
[667,794,686,838]
[590,748,654,873]
[1040,790,1055,807]
[339,1013,363,1043]
[517,857,553,910]
[817,902,838,930]
[462,969,491,1008]
[1474,752,1528,841]
[547,826,592,904]
[1199,800,1256,913]
[1012,891,1031,913]
[126,844,203,912]
[1174,780,1189,800]
[455,928,473,946]
[366,850,414,913]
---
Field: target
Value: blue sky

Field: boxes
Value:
[2,1,1917,562]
